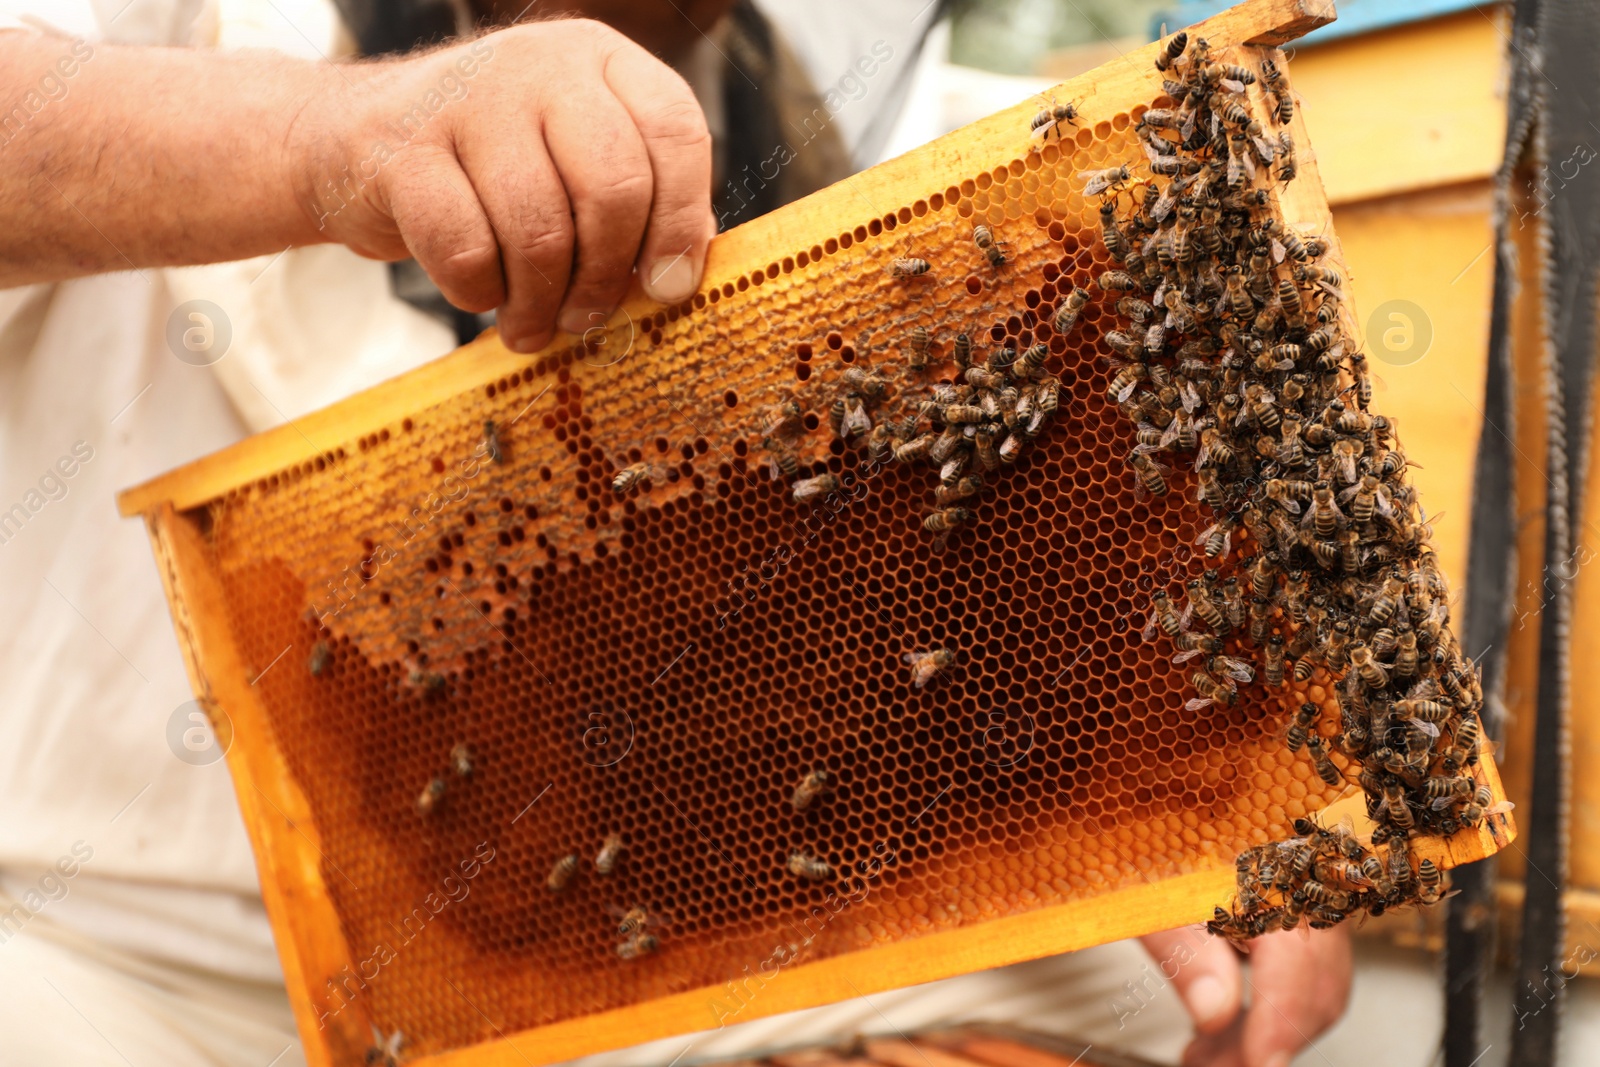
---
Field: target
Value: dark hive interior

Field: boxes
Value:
[200,95,1365,1059]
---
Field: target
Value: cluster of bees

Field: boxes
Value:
[1077,31,1508,938]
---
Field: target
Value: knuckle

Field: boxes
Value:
[642,94,712,151]
[438,242,499,280]
[582,168,653,213]
[515,216,574,266]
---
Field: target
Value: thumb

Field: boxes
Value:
[1140,926,1243,1036]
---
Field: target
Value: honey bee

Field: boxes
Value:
[595,833,625,875]
[1246,595,1271,644]
[972,224,1011,267]
[1306,734,1343,787]
[1262,634,1287,685]
[1129,451,1170,498]
[366,1027,405,1067]
[1266,478,1314,515]
[791,769,833,812]
[1417,859,1448,905]
[483,419,504,464]
[309,640,331,676]
[1030,94,1079,141]
[617,932,661,960]
[953,331,975,369]
[1203,518,1235,559]
[974,426,1001,471]
[1460,785,1514,828]
[450,742,473,777]
[788,850,834,881]
[1172,631,1224,656]
[841,366,889,400]
[866,424,894,466]
[904,647,956,688]
[612,462,662,495]
[415,777,446,816]
[1285,701,1319,753]
[1366,571,1408,626]
[1017,342,1051,379]
[1277,131,1297,182]
[1107,360,1147,403]
[1381,780,1415,830]
[1186,669,1237,711]
[935,474,984,505]
[1393,696,1452,723]
[1098,270,1140,291]
[1260,57,1291,121]
[1340,473,1393,524]
[1442,713,1481,774]
[907,326,932,370]
[890,258,934,279]
[1244,382,1280,430]
[1423,775,1473,804]
[893,433,934,465]
[1080,165,1131,197]
[546,853,579,892]
[1302,483,1344,538]
[1326,437,1362,486]
[763,436,800,480]
[1154,30,1188,71]
[923,506,972,533]
[1142,589,1185,641]
[614,905,651,938]
[1347,641,1390,691]
[792,473,841,506]
[1035,375,1061,416]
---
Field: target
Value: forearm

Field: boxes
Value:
[0,31,341,285]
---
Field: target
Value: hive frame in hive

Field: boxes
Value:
[120,2,1513,1064]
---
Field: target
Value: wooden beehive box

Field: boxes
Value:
[118,2,1512,1064]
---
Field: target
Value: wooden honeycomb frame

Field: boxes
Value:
[119,2,1512,1064]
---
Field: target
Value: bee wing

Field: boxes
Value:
[1196,522,1220,547]
[1142,614,1159,641]
[1319,280,1348,304]
[1181,381,1202,413]
[1409,719,1441,740]
[1221,77,1247,93]
[1488,801,1517,816]
[1219,657,1254,683]
[1084,177,1110,197]
[1115,378,1140,403]
[1375,489,1396,518]
[1173,649,1203,664]
[1279,496,1302,515]
[1179,599,1195,629]
[1184,696,1215,712]
[386,1032,406,1057]
[842,398,873,438]
[1270,238,1287,263]
[1430,795,1458,812]
[1251,134,1277,163]
[1337,484,1360,502]
[1194,440,1211,470]
[901,651,918,665]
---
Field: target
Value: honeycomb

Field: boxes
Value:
[121,9,1508,1064]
